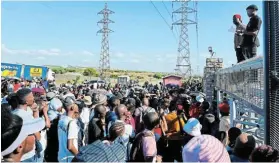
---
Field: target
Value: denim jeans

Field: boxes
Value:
[21,154,38,162]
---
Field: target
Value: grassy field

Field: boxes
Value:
[50,65,201,85]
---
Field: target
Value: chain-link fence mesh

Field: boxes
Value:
[266,1,279,150]
[215,56,264,146]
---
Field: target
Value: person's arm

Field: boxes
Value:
[43,105,51,128]
[68,121,79,156]
[68,139,79,156]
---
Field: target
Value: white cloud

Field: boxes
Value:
[114,52,125,58]
[82,59,91,63]
[82,50,94,56]
[2,44,60,56]
[36,56,46,60]
[130,59,140,63]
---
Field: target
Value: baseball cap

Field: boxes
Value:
[219,102,230,113]
[183,118,202,137]
[1,115,45,156]
[63,96,76,108]
[246,4,258,10]
[46,92,56,101]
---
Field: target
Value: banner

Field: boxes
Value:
[23,65,48,80]
[1,63,22,78]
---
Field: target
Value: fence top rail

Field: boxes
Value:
[216,56,263,74]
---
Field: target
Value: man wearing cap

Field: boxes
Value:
[219,102,230,145]
[233,14,245,63]
[57,97,80,162]
[238,4,262,59]
[1,105,45,162]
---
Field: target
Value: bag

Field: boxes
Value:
[137,107,155,133]
[129,131,153,162]
[74,140,126,162]
[45,116,60,162]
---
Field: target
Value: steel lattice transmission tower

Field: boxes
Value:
[172,0,197,78]
[97,3,114,80]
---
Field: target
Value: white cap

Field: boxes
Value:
[196,95,204,103]
[183,118,202,137]
[1,116,45,156]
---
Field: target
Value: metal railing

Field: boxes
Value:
[215,56,265,145]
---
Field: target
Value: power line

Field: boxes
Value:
[150,0,178,42]
[150,0,172,29]
[162,1,172,18]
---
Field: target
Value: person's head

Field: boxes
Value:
[109,122,125,141]
[93,93,108,106]
[182,135,231,162]
[233,14,242,25]
[219,102,230,116]
[228,127,242,148]
[143,112,160,131]
[125,98,136,110]
[183,118,202,137]
[115,104,128,120]
[250,145,279,162]
[143,98,149,106]
[16,88,34,107]
[94,104,107,119]
[110,96,121,107]
[234,133,256,159]
[1,104,45,162]
[163,98,170,109]
[246,4,258,17]
[64,97,79,118]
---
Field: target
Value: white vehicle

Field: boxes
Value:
[47,69,55,81]
[117,75,130,85]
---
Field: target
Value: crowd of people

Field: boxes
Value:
[1,76,279,163]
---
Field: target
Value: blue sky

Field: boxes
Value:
[1,1,263,74]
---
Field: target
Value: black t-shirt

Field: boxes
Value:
[242,15,262,47]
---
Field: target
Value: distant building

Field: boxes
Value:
[163,75,182,87]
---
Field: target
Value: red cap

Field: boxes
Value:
[234,14,241,19]
[218,102,230,113]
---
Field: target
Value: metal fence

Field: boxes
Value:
[264,1,279,149]
[215,56,265,145]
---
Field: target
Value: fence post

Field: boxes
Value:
[229,98,236,128]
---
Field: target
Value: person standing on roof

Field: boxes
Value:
[233,14,245,63]
[238,4,262,59]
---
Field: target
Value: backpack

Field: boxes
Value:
[137,107,155,133]
[45,116,60,162]
[129,131,153,162]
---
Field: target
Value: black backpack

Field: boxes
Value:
[129,131,153,162]
[45,116,60,162]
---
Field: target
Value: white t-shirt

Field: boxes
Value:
[12,108,36,161]
[80,107,91,125]
[40,129,47,155]
[58,116,79,163]
[219,116,230,132]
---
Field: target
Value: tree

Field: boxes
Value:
[153,73,163,79]
[83,68,98,77]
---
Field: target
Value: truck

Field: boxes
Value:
[1,63,55,81]
[117,75,130,85]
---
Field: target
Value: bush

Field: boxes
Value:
[83,68,98,77]
[153,73,163,79]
